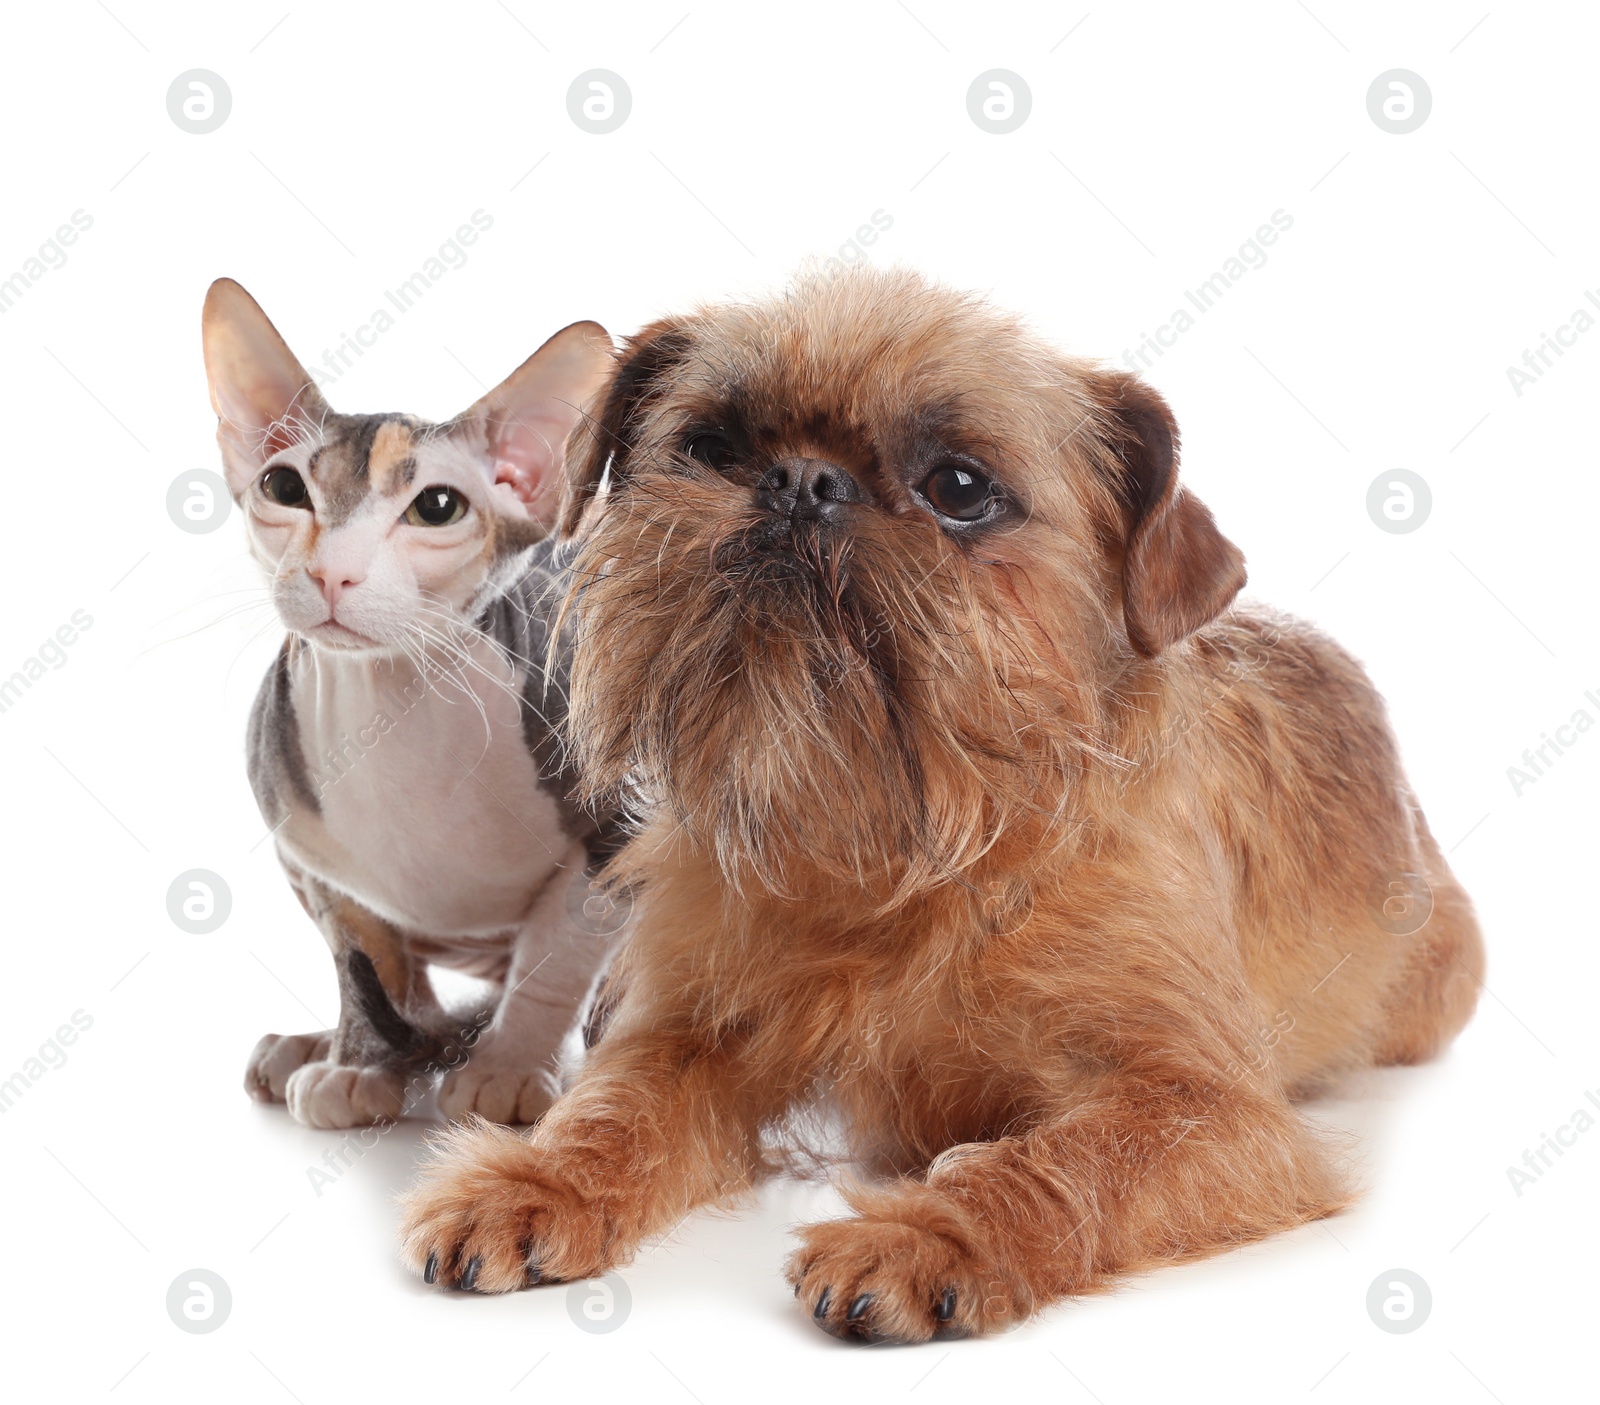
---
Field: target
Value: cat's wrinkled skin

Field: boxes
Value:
[205,278,625,1129]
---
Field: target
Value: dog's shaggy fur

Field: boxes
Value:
[397,268,1484,1342]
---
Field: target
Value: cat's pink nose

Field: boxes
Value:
[308,565,363,609]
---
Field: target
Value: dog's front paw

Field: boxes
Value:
[245,1031,332,1103]
[787,1211,1022,1343]
[284,1060,405,1129]
[438,1063,556,1127]
[398,1117,621,1293]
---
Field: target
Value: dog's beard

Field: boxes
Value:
[565,472,1096,908]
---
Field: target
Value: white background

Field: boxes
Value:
[0,2,1595,1401]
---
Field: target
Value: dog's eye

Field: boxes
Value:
[920,463,993,521]
[683,431,740,473]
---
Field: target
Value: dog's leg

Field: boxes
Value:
[788,1071,1348,1342]
[398,1013,788,1292]
[438,841,615,1126]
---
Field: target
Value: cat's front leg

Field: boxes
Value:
[257,872,442,1129]
[438,844,617,1126]
[245,1029,332,1103]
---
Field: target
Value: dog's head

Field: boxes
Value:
[560,268,1245,904]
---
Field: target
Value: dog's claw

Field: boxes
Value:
[847,1292,873,1322]
[458,1255,482,1291]
[813,1286,832,1319]
[937,1287,956,1321]
[423,1253,438,1285]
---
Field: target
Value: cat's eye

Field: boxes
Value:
[260,465,309,508]
[405,485,467,527]
[920,463,995,521]
[682,431,740,473]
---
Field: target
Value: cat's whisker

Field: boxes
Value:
[224,613,287,692]
[149,584,277,624]
[136,597,278,658]
[392,634,451,730]
[418,629,511,742]
[405,621,497,747]
[423,595,548,681]
[414,606,533,706]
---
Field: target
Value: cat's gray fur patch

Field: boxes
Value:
[479,538,621,862]
[248,642,321,820]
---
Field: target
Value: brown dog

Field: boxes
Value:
[397,268,1484,1341]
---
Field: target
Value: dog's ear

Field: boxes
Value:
[558,319,693,538]
[1089,370,1246,657]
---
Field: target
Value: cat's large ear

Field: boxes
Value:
[462,321,616,530]
[1087,369,1247,657]
[202,279,330,496]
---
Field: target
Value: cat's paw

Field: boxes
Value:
[438,1063,556,1126]
[245,1031,332,1103]
[285,1060,406,1129]
[787,1212,1019,1343]
[398,1117,622,1293]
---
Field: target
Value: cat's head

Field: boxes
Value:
[201,277,612,653]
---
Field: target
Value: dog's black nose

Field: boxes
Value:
[757,457,864,523]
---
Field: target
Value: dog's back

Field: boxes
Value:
[1138,604,1483,1092]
